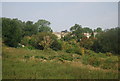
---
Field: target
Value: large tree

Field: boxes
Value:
[35,19,53,32]
[92,27,119,54]
[2,18,22,47]
[83,27,93,33]
[70,24,85,41]
[23,21,38,36]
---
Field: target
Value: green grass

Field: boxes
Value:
[2,46,119,79]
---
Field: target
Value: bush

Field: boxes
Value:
[50,40,62,51]
[60,55,73,61]
[65,47,84,55]
[106,52,112,56]
[88,57,101,67]
[61,41,84,55]
[80,37,95,50]
[100,57,118,70]
[24,55,31,59]
[30,32,57,50]
[35,56,47,60]
[21,36,31,46]
[81,55,89,65]
[84,49,96,55]
[24,46,35,50]
[82,55,102,67]
[81,54,118,70]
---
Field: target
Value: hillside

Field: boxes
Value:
[2,46,119,79]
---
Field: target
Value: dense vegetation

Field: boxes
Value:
[2,46,119,79]
[1,17,119,79]
[2,17,120,54]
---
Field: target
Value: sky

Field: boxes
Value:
[2,2,118,32]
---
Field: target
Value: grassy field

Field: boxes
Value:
[2,46,119,79]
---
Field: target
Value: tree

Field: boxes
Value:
[0,18,2,38]
[23,21,38,36]
[94,27,102,32]
[70,24,85,41]
[83,27,93,33]
[35,19,53,32]
[2,18,22,47]
[80,37,95,50]
[92,27,119,54]
[62,33,73,41]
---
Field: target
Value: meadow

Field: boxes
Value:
[2,45,119,79]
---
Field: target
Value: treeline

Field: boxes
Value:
[2,17,120,54]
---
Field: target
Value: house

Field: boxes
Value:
[83,32,98,38]
[61,30,69,38]
[93,32,97,37]
[83,33,91,38]
[53,31,97,39]
[52,32,61,39]
[53,30,69,39]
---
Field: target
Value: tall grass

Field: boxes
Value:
[2,46,119,79]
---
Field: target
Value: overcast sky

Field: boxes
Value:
[2,2,118,32]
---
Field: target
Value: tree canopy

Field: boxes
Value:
[35,19,53,32]
[23,21,38,36]
[92,27,119,54]
[2,18,23,47]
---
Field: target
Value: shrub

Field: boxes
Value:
[100,57,118,70]
[84,49,96,55]
[81,55,89,65]
[66,48,75,53]
[21,36,31,46]
[24,55,31,59]
[80,37,95,50]
[81,54,118,70]
[88,57,101,67]
[30,32,57,50]
[35,56,47,60]
[24,46,35,50]
[61,41,84,55]
[60,55,73,61]
[106,52,112,56]
[65,46,83,55]
[50,40,62,51]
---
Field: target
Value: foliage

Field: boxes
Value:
[62,33,73,41]
[83,27,93,33]
[21,36,31,46]
[70,24,85,41]
[92,27,119,54]
[50,40,62,51]
[0,18,2,38]
[81,51,118,70]
[30,32,57,50]
[100,57,118,70]
[35,19,53,32]
[94,27,103,33]
[80,37,96,50]
[2,18,23,47]
[61,40,84,55]
[23,21,38,36]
